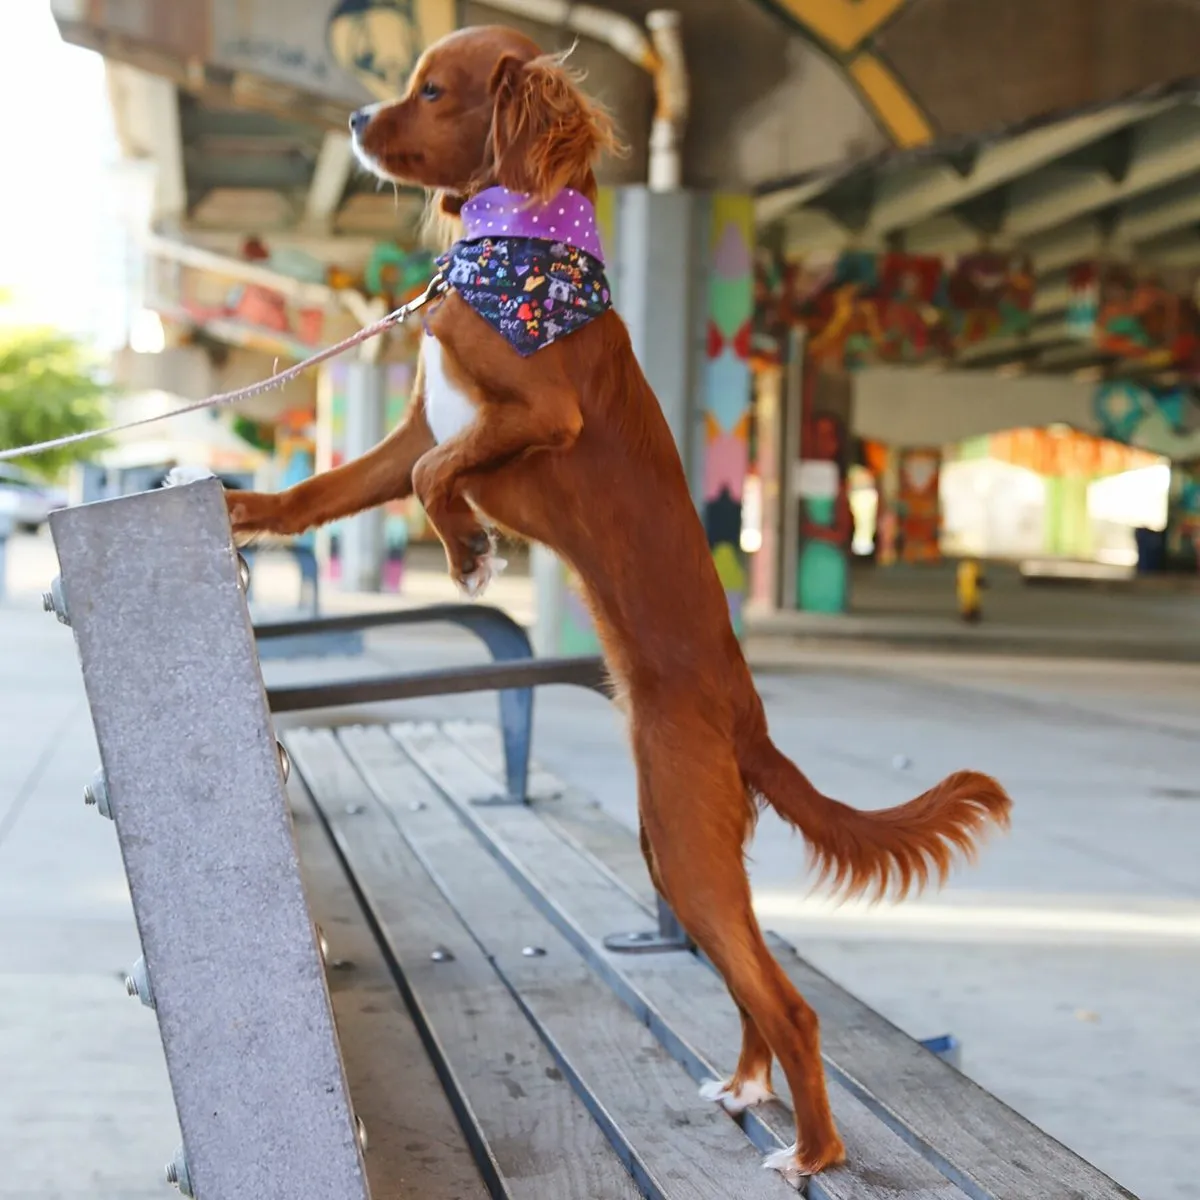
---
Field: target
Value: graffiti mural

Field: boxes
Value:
[1092,380,1200,460]
[703,194,755,635]
[327,0,457,100]
[754,248,1034,371]
[1068,263,1200,377]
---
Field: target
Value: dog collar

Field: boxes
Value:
[460,186,606,265]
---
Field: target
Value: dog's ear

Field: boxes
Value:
[487,52,622,200]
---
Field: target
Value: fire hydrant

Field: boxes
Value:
[956,558,983,623]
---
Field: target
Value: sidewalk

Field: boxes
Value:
[2,531,1199,1200]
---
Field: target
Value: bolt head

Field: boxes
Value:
[345,803,366,816]
[521,946,547,958]
[430,947,455,963]
[356,1115,369,1153]
[277,741,291,782]
[236,553,251,591]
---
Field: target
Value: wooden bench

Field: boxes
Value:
[279,716,1139,1200]
[47,478,1139,1200]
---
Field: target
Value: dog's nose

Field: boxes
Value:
[348,108,371,138]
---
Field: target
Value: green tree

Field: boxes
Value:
[0,314,111,480]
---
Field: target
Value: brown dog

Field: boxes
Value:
[225,25,1011,1186]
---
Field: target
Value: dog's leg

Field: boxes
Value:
[639,792,775,1112]
[699,1005,776,1115]
[635,716,845,1188]
[224,387,460,540]
[412,390,581,594]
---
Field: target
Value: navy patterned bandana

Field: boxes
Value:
[434,236,612,357]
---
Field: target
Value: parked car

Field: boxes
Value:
[0,464,69,533]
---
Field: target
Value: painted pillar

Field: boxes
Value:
[701,194,755,634]
[1043,474,1094,559]
[893,446,944,564]
[338,360,387,592]
[794,366,854,612]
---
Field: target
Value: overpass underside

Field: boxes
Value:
[50,0,1200,640]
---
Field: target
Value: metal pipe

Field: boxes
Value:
[646,10,688,192]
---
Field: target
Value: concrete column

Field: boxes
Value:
[338,360,386,592]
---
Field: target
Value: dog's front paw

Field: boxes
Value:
[162,465,215,488]
[699,1076,774,1115]
[456,549,508,598]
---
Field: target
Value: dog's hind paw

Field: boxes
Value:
[699,1076,774,1115]
[761,1144,809,1191]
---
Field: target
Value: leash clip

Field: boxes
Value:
[386,273,448,326]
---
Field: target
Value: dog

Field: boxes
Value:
[224,25,1012,1186]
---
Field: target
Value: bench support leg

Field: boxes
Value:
[603,895,695,954]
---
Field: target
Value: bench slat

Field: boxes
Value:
[393,722,964,1200]
[445,720,1140,1200]
[285,728,640,1200]
[289,776,490,1200]
[341,725,792,1200]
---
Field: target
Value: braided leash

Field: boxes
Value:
[0,275,446,464]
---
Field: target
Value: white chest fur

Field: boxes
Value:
[422,333,477,445]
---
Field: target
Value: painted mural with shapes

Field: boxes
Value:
[326,0,457,100]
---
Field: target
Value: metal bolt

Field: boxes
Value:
[355,1115,369,1153]
[345,803,366,816]
[315,924,329,965]
[236,553,250,591]
[42,575,70,625]
[277,740,291,782]
[409,800,426,812]
[165,1145,193,1195]
[521,946,547,958]
[124,955,155,1009]
[430,947,455,963]
[83,768,113,820]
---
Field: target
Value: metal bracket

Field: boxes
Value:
[603,895,695,954]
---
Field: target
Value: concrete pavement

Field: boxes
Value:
[2,530,1198,1200]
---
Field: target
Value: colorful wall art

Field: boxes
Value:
[754,248,1034,371]
[703,194,755,635]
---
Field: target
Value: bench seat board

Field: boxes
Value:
[289,777,490,1200]
[338,725,794,1200]
[285,728,641,1200]
[389,723,966,1200]
[443,720,1140,1200]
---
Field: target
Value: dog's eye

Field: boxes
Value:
[419,81,442,101]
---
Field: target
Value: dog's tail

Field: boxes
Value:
[741,738,1012,901]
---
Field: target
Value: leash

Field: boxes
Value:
[0,274,447,464]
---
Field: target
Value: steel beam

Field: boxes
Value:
[49,478,369,1200]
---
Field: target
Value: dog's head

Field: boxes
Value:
[349,25,620,217]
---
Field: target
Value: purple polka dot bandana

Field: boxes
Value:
[436,187,613,357]
[460,187,606,264]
